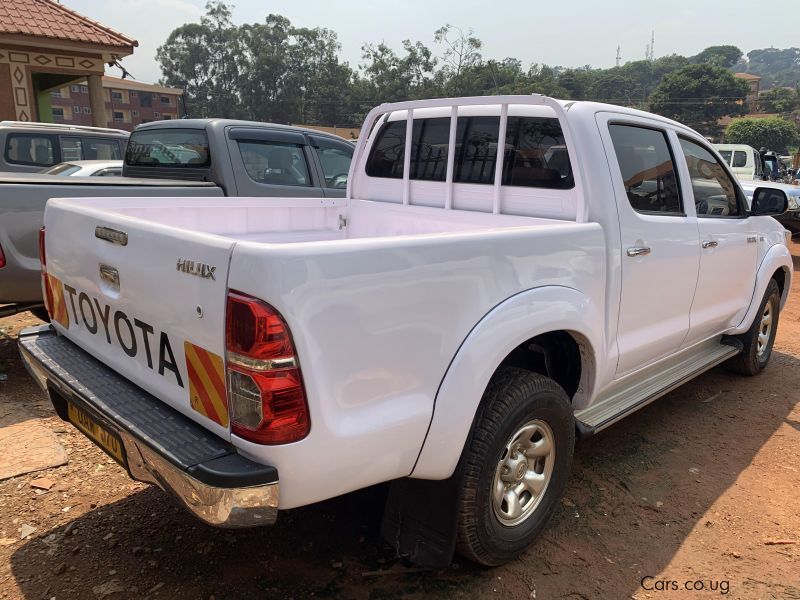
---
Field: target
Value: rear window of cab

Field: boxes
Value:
[365,115,574,190]
[126,128,210,168]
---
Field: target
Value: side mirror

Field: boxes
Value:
[751,187,789,216]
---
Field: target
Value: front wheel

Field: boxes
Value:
[726,279,781,376]
[456,368,574,566]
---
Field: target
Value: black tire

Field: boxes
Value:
[456,367,574,566]
[726,279,781,376]
[29,307,50,322]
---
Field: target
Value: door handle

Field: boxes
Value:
[701,240,719,249]
[626,246,651,257]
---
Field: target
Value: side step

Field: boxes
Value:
[575,337,742,435]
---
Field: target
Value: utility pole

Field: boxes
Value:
[616,45,621,68]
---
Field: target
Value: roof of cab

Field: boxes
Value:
[133,118,352,144]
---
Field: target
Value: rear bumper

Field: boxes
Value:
[18,325,279,528]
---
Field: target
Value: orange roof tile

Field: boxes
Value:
[0,0,137,50]
[734,73,762,81]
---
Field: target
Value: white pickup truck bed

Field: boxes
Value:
[96,195,576,242]
[38,193,604,511]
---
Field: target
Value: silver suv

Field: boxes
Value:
[0,121,128,173]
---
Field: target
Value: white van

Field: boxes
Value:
[714,143,765,180]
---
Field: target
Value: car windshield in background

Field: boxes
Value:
[126,129,210,167]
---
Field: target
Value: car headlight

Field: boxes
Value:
[789,195,800,210]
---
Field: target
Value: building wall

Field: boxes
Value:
[0,63,14,121]
[0,44,106,122]
[51,82,182,131]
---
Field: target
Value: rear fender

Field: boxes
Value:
[411,286,603,480]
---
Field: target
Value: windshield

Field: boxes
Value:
[126,129,210,168]
[41,163,81,176]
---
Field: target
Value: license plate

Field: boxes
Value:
[67,402,126,466]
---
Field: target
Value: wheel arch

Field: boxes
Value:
[411,285,603,480]
[731,243,793,335]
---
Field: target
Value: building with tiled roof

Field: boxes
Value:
[734,72,762,102]
[0,0,138,125]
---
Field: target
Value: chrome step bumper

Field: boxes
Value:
[18,325,279,528]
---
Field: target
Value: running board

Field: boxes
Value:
[575,338,743,435]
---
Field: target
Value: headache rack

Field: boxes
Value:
[349,94,588,223]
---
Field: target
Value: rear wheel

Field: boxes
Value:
[456,368,574,566]
[726,279,781,376]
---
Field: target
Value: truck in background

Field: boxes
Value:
[0,119,354,317]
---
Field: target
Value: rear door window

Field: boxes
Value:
[238,140,311,187]
[718,150,733,165]
[732,150,748,168]
[608,124,683,215]
[5,133,56,166]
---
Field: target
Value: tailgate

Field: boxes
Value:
[43,198,233,439]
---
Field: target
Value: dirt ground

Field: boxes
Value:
[1,247,799,600]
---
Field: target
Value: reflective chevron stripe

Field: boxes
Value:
[184,341,228,427]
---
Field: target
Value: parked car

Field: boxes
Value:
[713,143,766,181]
[0,121,128,173]
[740,178,800,236]
[0,119,354,317]
[19,95,791,569]
[41,160,123,177]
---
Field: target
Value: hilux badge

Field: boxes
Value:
[176,258,216,281]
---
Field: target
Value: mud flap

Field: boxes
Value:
[380,469,463,569]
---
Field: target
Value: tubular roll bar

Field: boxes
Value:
[348,94,587,223]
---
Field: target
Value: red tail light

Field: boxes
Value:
[225,290,309,444]
[38,227,54,316]
[0,242,5,268]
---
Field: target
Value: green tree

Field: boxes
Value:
[691,45,743,68]
[758,87,800,114]
[649,64,749,135]
[746,48,800,88]
[433,24,482,95]
[157,1,243,118]
[725,117,800,152]
[237,15,293,122]
[585,72,642,105]
[557,67,597,100]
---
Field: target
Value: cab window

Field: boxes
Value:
[365,115,574,190]
[238,140,311,187]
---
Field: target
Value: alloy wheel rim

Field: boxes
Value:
[491,419,555,527]
[757,301,774,359]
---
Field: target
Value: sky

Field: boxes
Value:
[65,0,799,85]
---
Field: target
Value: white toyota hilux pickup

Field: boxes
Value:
[19,95,792,568]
